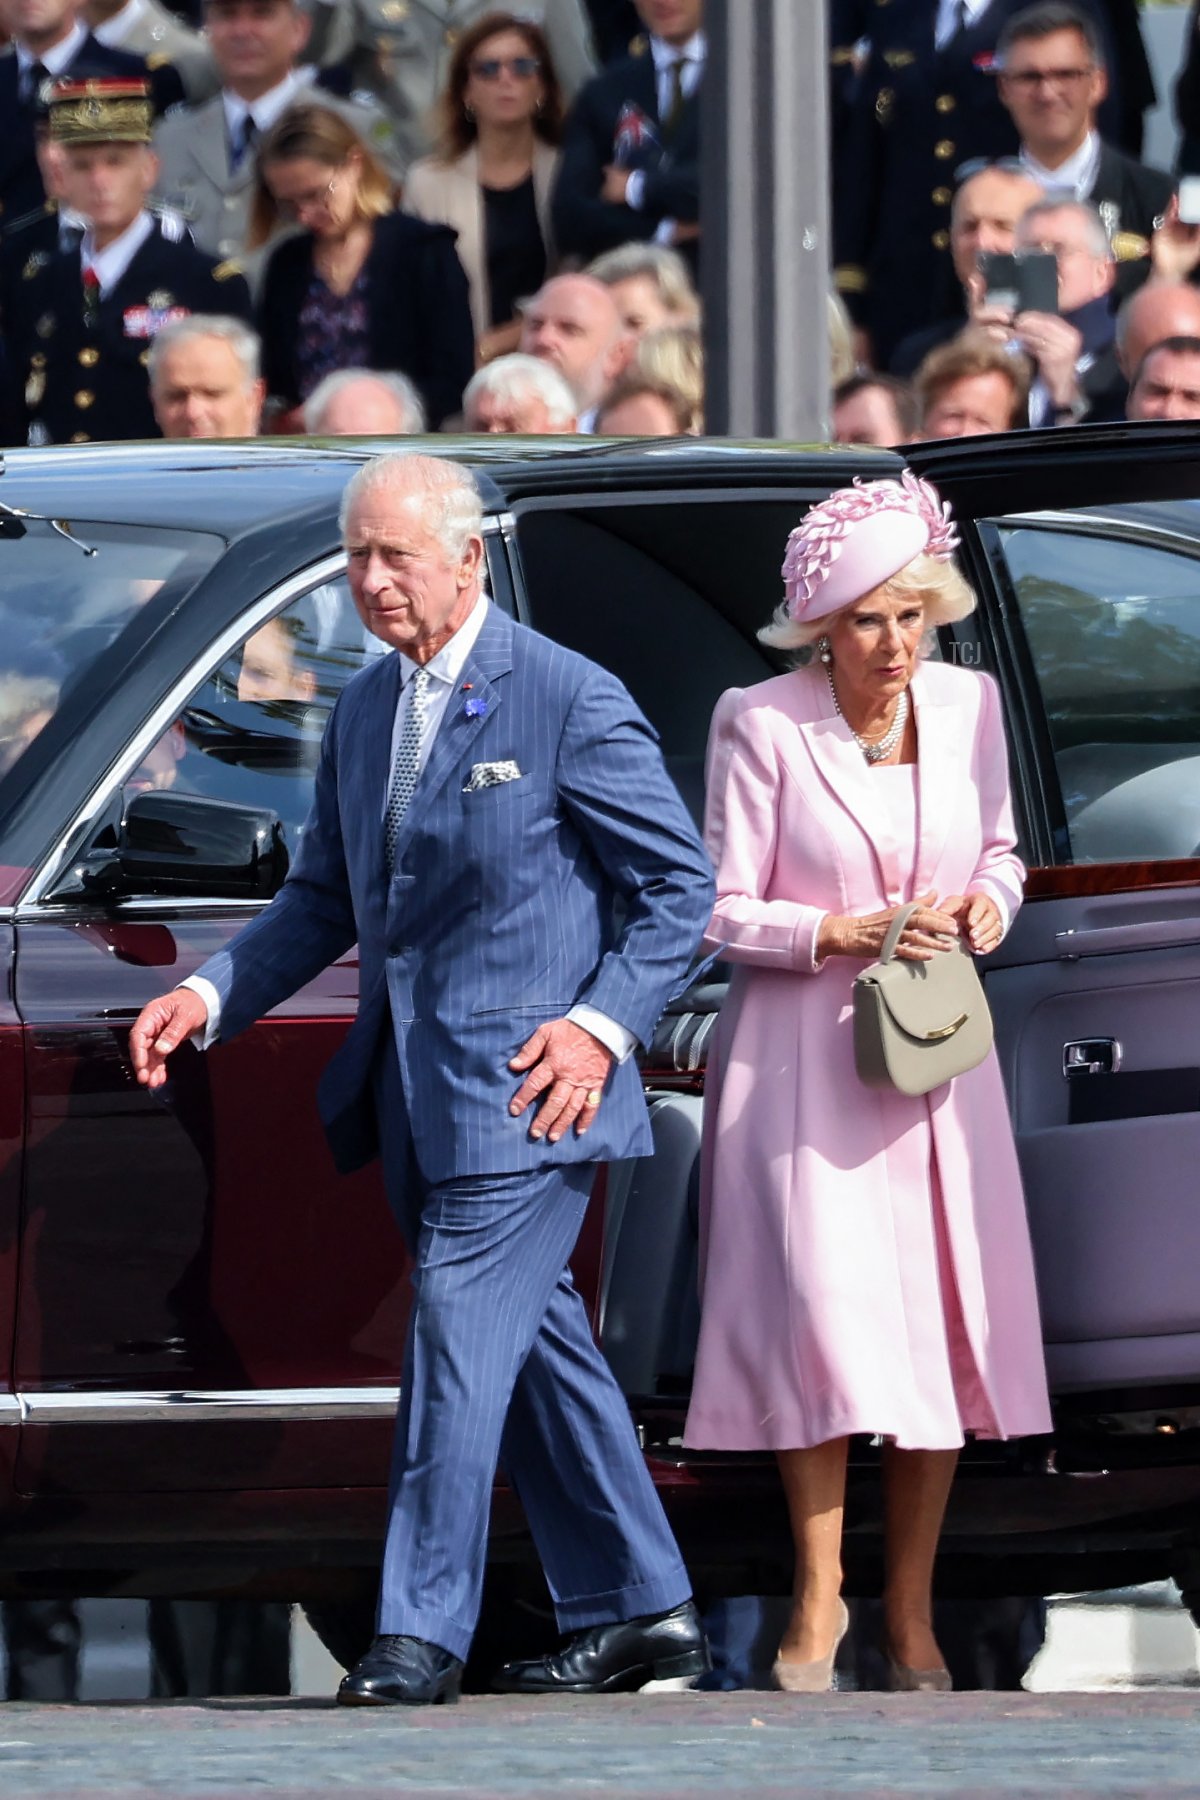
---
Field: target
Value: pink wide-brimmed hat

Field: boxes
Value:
[781,471,960,624]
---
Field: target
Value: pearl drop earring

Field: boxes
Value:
[817,636,832,665]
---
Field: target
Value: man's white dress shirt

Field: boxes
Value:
[184,595,636,1062]
[16,20,88,90]
[1020,130,1102,201]
[934,0,991,50]
[80,210,155,294]
[222,67,318,145]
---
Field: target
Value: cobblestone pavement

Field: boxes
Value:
[1,1691,1199,1798]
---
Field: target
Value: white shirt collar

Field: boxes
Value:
[222,67,308,137]
[80,209,155,294]
[91,0,147,48]
[17,19,88,75]
[1020,129,1101,199]
[935,0,990,46]
[397,593,489,690]
[649,29,706,73]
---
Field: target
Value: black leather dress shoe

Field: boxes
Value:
[337,1634,463,1706]
[493,1600,710,1694]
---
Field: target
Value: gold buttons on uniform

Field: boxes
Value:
[74,390,95,410]
[31,352,46,369]
[71,432,90,443]
[932,186,952,206]
[932,230,950,249]
[78,347,99,366]
[934,139,956,160]
[139,349,151,367]
[936,94,956,113]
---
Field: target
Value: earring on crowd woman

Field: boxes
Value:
[817,636,833,665]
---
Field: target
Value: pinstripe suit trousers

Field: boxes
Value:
[373,1043,691,1659]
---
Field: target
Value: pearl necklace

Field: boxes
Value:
[826,667,910,764]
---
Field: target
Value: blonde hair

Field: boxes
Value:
[586,243,699,323]
[249,104,395,250]
[828,291,855,388]
[631,323,703,432]
[758,550,977,653]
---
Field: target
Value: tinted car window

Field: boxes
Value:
[123,574,383,856]
[994,512,1200,863]
[0,522,220,797]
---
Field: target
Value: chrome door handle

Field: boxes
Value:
[1063,1038,1122,1078]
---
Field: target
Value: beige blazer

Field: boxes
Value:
[404,142,559,339]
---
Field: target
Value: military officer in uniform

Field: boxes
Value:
[302,0,597,169]
[1,0,186,229]
[81,0,220,101]
[14,76,253,445]
[153,0,401,265]
[833,0,1120,367]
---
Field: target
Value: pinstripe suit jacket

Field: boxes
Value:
[196,602,715,1182]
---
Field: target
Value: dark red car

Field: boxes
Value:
[5,428,1200,1667]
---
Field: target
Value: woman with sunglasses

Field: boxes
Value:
[249,104,475,430]
[405,12,565,365]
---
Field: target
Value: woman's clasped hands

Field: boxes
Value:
[817,890,1003,962]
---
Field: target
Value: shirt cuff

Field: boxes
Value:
[624,169,645,211]
[179,974,221,1050]
[567,1003,638,1064]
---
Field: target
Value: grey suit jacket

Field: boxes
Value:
[102,0,219,101]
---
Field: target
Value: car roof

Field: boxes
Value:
[0,437,902,538]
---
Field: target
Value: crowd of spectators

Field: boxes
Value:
[6,0,1200,460]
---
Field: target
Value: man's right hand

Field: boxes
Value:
[129,987,209,1089]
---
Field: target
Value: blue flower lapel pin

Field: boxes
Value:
[461,682,489,720]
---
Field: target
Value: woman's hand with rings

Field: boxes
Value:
[940,891,1004,956]
[818,892,960,963]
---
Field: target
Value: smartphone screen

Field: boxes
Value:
[1179,176,1200,226]
[1016,251,1059,315]
[977,250,1020,313]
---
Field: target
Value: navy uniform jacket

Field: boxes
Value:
[0,36,186,230]
[256,209,474,429]
[834,0,1119,363]
[552,45,700,264]
[1092,140,1175,298]
[15,219,251,444]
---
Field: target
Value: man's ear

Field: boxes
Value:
[293,4,313,59]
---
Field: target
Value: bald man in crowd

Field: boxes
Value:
[1116,281,1200,389]
[518,273,631,431]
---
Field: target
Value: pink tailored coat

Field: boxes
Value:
[683,659,1052,1453]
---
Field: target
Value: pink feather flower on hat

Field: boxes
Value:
[781,471,960,619]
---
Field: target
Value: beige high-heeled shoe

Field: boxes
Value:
[771,1599,850,1693]
[884,1654,952,1693]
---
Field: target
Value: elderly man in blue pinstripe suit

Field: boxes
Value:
[130,452,716,1706]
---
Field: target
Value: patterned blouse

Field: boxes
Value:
[295,267,371,400]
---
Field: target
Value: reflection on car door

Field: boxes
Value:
[14,571,405,1495]
[908,428,1200,1412]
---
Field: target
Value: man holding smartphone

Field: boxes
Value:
[971,196,1124,424]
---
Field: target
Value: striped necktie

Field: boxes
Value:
[384,666,432,873]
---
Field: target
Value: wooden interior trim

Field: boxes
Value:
[1026,860,1200,899]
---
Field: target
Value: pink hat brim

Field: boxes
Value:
[799,510,930,623]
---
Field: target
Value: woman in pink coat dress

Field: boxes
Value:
[683,474,1051,1694]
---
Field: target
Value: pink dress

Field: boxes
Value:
[683,661,1052,1452]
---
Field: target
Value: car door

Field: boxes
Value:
[908,426,1200,1407]
[12,558,405,1496]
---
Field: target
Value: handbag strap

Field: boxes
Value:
[879,902,922,964]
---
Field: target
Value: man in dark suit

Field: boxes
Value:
[583,0,640,65]
[553,0,702,267]
[12,78,252,445]
[130,450,716,1705]
[833,0,1117,366]
[996,2,1173,302]
[0,0,185,227]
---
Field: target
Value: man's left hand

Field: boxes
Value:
[601,164,632,205]
[509,1020,615,1143]
[1013,311,1083,409]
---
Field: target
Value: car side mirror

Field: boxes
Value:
[53,791,290,902]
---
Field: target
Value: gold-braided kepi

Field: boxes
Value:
[48,78,153,146]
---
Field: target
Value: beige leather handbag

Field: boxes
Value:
[853,902,993,1097]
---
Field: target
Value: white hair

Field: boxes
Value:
[303,369,427,435]
[759,552,977,652]
[147,314,261,388]
[1016,196,1111,262]
[463,354,577,430]
[338,452,483,560]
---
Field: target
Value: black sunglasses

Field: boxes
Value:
[470,55,541,80]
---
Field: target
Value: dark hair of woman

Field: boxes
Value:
[435,10,565,160]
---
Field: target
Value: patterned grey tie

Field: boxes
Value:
[384,666,432,873]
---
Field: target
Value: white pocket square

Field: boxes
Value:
[463,760,523,792]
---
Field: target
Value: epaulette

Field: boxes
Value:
[0,200,57,243]
[630,34,648,57]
